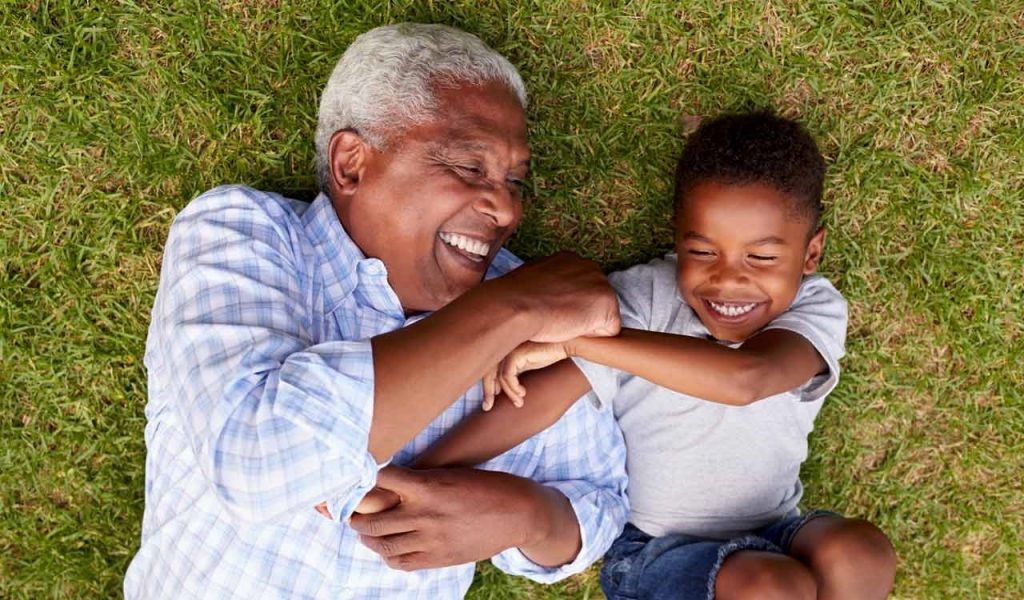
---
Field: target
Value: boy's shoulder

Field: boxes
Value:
[608,252,679,292]
[787,275,848,316]
[607,253,695,333]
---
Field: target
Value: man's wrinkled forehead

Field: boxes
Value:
[427,134,530,166]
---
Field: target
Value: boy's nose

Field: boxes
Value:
[710,261,747,284]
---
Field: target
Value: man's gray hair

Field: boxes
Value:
[315,23,528,194]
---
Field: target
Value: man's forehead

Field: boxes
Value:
[427,126,530,164]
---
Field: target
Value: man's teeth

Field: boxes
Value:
[709,301,757,317]
[439,232,490,257]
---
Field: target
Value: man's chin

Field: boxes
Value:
[406,273,486,314]
[443,272,487,302]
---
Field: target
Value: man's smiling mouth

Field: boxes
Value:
[439,232,491,263]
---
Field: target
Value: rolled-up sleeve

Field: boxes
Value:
[490,396,629,582]
[148,190,380,524]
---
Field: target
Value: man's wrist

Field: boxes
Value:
[517,481,581,567]
[474,278,542,342]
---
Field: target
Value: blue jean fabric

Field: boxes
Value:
[600,510,837,600]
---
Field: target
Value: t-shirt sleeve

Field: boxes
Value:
[761,275,848,402]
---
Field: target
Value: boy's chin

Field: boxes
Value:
[704,321,763,344]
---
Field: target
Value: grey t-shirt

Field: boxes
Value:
[575,254,847,539]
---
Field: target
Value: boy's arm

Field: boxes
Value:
[568,327,824,406]
[412,360,592,469]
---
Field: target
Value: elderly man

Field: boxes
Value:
[125,23,628,599]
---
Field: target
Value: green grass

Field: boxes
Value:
[1,0,1021,597]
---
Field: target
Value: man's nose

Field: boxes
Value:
[476,184,520,228]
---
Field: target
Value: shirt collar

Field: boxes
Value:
[303,193,404,318]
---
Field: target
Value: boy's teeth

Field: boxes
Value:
[709,301,757,317]
[439,232,490,257]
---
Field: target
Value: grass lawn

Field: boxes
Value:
[1,1,1021,597]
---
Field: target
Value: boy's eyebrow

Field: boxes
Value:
[750,235,787,245]
[682,232,788,245]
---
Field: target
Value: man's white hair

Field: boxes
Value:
[315,23,528,194]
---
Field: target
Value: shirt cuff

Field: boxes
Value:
[490,479,625,583]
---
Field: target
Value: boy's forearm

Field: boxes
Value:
[413,360,591,469]
[570,328,822,405]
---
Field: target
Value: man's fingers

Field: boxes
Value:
[349,506,419,538]
[382,552,434,572]
[358,531,426,558]
[594,311,622,337]
[372,465,421,497]
[354,487,401,515]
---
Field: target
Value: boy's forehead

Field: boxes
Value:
[677,181,814,243]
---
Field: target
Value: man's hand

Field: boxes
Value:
[349,465,579,571]
[490,252,620,343]
[482,342,571,410]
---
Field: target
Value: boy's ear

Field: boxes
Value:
[328,129,370,200]
[802,227,826,274]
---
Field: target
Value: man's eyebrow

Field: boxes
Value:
[447,140,491,153]
[428,139,530,169]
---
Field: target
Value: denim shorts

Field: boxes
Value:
[599,510,837,600]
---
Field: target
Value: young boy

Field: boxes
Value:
[360,112,897,599]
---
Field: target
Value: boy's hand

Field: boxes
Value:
[481,342,571,410]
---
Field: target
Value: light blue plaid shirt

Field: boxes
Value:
[125,185,629,599]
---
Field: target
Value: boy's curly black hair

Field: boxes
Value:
[674,111,826,228]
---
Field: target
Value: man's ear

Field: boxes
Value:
[803,227,826,274]
[328,129,369,199]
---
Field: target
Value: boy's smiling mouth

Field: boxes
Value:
[701,298,767,323]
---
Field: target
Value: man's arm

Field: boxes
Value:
[366,252,619,462]
[568,327,824,406]
[349,465,584,570]
[154,189,618,524]
[352,372,628,576]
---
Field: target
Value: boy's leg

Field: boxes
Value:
[714,550,816,600]
[604,526,817,600]
[787,515,897,600]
